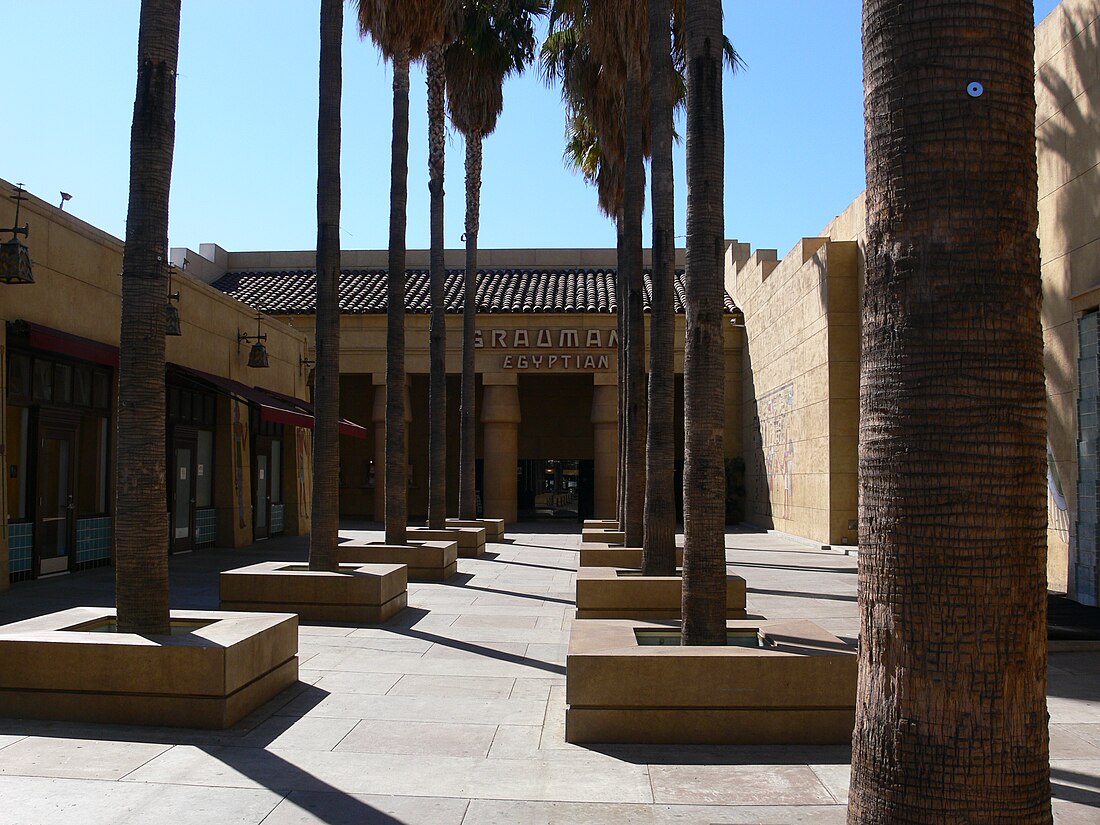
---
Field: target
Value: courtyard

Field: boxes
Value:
[0,526,1096,824]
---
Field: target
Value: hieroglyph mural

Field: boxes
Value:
[758,383,795,520]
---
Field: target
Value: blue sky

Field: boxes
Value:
[2,1,1063,261]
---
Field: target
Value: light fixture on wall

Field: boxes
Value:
[299,354,315,373]
[238,313,269,368]
[58,191,72,210]
[165,264,182,337]
[0,184,34,285]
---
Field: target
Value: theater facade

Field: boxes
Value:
[193,244,744,527]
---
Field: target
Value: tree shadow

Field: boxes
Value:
[389,626,566,676]
[0,683,412,825]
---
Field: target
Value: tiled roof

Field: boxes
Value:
[211,268,740,315]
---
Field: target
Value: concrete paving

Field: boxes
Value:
[0,524,1096,824]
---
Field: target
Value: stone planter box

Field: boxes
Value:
[338,540,458,582]
[220,562,407,624]
[583,519,619,531]
[576,567,746,620]
[0,607,298,729]
[446,518,506,542]
[407,526,486,557]
[566,618,856,745]
[579,543,684,569]
[581,528,626,545]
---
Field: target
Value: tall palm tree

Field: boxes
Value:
[426,43,449,530]
[357,0,455,544]
[544,3,649,547]
[849,2,1051,821]
[641,0,676,575]
[310,0,343,572]
[445,0,546,522]
[679,0,726,645]
[115,0,181,636]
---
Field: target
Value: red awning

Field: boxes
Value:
[169,365,368,439]
[21,322,120,367]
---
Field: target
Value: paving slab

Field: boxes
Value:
[0,775,282,825]
[461,799,848,824]
[0,736,170,781]
[335,719,498,758]
[261,791,469,825]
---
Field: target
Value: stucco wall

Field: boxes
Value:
[728,238,860,546]
[1036,0,1100,598]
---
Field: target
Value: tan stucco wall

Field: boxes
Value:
[1036,0,1100,598]
[728,238,860,546]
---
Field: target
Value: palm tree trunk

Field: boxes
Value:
[642,0,676,575]
[385,51,411,546]
[427,46,448,530]
[615,215,626,529]
[849,3,1051,822]
[623,56,647,549]
[115,0,180,635]
[459,133,482,520]
[309,0,342,572]
[680,0,726,646]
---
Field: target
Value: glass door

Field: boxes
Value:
[36,420,78,576]
[253,435,272,540]
[170,429,197,554]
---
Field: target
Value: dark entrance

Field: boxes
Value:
[169,428,197,553]
[518,459,589,520]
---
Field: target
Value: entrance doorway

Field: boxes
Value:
[518,459,592,521]
[35,412,79,576]
[170,428,197,554]
[253,435,274,541]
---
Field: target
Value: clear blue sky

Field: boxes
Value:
[2,1,1063,261]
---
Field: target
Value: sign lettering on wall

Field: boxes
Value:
[476,328,618,371]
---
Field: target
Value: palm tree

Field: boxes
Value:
[445,0,546,522]
[357,0,455,544]
[114,0,181,636]
[426,43,449,530]
[641,0,676,575]
[310,0,343,572]
[544,3,649,547]
[849,2,1051,821]
[679,0,726,645]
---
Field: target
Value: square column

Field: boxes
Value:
[591,375,619,520]
[481,375,520,523]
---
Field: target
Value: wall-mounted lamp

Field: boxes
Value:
[299,354,315,374]
[0,184,34,285]
[238,313,269,368]
[165,263,182,337]
[58,191,72,211]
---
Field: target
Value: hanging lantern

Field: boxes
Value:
[238,312,269,368]
[165,300,182,336]
[0,237,33,285]
[247,341,270,368]
[0,185,34,285]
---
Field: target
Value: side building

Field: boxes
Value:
[0,181,327,590]
[725,0,1100,604]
